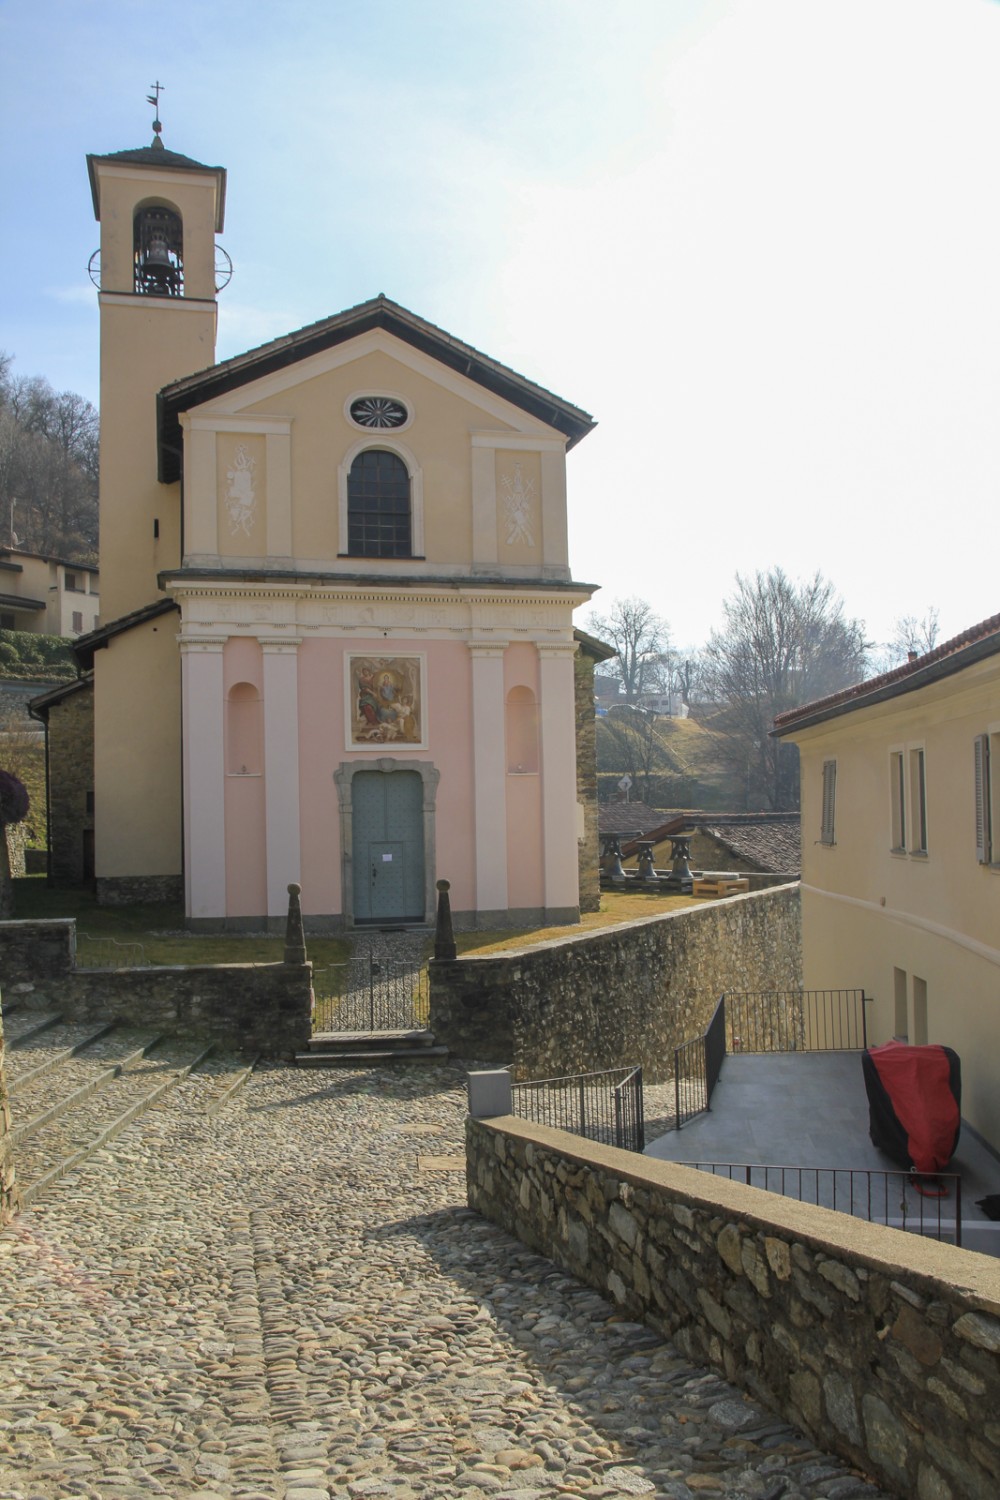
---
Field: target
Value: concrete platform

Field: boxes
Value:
[645,1051,1000,1256]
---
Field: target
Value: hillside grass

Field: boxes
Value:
[596,710,740,810]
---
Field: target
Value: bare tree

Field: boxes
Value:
[892,607,940,663]
[586,596,671,704]
[0,355,98,558]
[703,569,870,810]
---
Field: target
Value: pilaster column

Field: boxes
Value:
[181,637,227,920]
[469,640,509,915]
[470,438,499,571]
[261,637,302,917]
[537,640,580,914]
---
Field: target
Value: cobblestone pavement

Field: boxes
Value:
[0,1051,891,1500]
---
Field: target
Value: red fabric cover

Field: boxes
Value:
[867,1041,959,1173]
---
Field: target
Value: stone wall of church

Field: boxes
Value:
[46,684,94,887]
[467,1113,1000,1500]
[0,920,311,1059]
[430,884,801,1079]
[575,647,602,914]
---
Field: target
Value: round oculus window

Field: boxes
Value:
[349,395,409,430]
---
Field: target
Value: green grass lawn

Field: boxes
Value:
[10,877,352,968]
[10,877,702,968]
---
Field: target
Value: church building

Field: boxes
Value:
[77,123,599,930]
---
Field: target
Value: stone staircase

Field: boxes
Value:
[296,1027,449,1067]
[0,1002,257,1208]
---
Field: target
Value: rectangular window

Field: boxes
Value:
[64,571,84,592]
[974,734,990,863]
[71,611,83,633]
[909,747,927,853]
[890,751,906,851]
[912,976,928,1046]
[893,967,908,1041]
[820,759,836,844]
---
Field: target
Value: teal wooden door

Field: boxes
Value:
[352,771,425,922]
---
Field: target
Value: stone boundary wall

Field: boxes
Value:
[0,920,311,1059]
[431,885,801,1080]
[0,1000,16,1226]
[468,1114,1000,1500]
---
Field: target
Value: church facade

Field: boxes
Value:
[80,129,598,930]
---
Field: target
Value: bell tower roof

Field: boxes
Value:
[86,141,227,230]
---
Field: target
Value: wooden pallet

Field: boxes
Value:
[692,877,750,898]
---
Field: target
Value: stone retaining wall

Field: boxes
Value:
[431,884,801,1080]
[467,1114,1000,1500]
[0,999,16,1225]
[0,920,311,1059]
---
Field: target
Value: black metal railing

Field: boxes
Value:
[312,955,428,1034]
[511,1066,645,1153]
[674,993,727,1128]
[725,988,870,1053]
[686,1161,962,1245]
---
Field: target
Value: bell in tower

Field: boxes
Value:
[134,205,183,295]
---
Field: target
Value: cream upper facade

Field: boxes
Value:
[774,614,1000,1149]
[80,129,598,931]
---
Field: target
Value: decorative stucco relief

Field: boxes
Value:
[225,445,257,536]
[500,462,535,547]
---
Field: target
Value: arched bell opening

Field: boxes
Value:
[133,202,184,296]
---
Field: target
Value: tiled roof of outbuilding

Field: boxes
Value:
[698,815,800,874]
[598,802,674,838]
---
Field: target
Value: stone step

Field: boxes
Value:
[295,1044,450,1067]
[8,1037,216,1205]
[308,1027,436,1051]
[298,1029,448,1067]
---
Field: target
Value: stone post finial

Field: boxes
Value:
[283,882,307,966]
[434,878,457,961]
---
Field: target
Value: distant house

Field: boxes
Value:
[0,548,99,638]
[773,611,1000,1151]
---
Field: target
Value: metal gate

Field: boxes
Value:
[312,953,429,1034]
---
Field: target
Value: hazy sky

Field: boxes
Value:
[2,0,998,653]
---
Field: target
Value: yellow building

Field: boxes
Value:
[773,613,1000,1150]
[79,125,598,928]
[0,548,99,637]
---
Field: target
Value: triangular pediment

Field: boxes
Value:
[157,294,594,481]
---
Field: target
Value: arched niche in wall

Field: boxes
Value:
[505,685,539,774]
[226,681,262,775]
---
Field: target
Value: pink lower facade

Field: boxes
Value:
[181,631,580,930]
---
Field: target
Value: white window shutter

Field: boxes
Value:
[821,759,837,845]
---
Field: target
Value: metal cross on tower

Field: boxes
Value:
[146,80,165,137]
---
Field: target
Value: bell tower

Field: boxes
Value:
[87,106,227,618]
[85,103,227,905]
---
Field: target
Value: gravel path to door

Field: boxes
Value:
[0,1053,887,1500]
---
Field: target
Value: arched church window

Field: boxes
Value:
[134,204,183,296]
[347,448,412,558]
[226,682,262,775]
[505,685,539,774]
